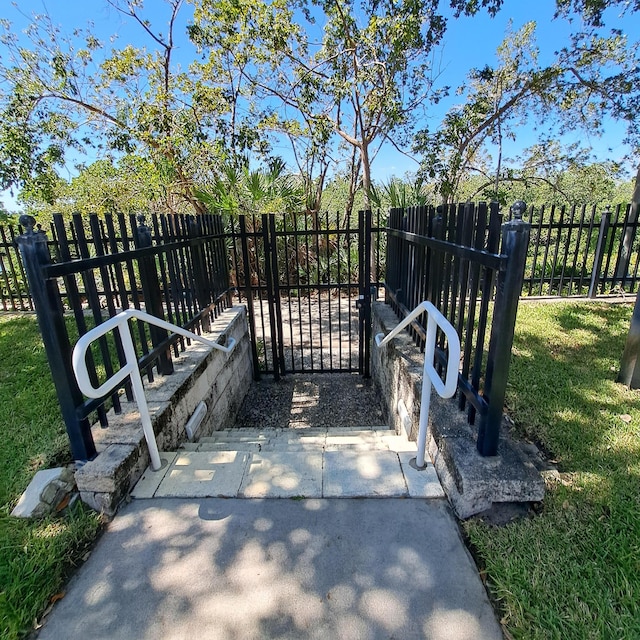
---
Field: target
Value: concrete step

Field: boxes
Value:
[184,440,417,453]
[189,428,415,453]
[133,426,444,501]
[200,426,392,440]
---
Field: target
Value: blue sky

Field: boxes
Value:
[1,0,638,209]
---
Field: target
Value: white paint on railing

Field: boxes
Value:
[72,309,236,471]
[375,301,460,468]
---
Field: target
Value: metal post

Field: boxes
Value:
[188,216,212,332]
[261,214,281,379]
[588,207,612,298]
[478,201,530,456]
[135,215,173,375]
[268,214,286,375]
[359,210,373,377]
[238,215,261,379]
[15,215,97,462]
[617,286,640,388]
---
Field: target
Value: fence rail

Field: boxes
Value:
[520,203,639,297]
[2,202,637,310]
[15,212,233,462]
[385,201,529,456]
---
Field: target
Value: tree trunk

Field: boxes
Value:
[343,151,361,225]
[618,165,640,387]
[617,286,640,387]
[361,141,372,211]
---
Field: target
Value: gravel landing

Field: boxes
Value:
[233,373,387,430]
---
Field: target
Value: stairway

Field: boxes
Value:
[131,426,444,500]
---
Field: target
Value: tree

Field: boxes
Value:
[0,0,240,214]
[190,0,503,210]
[193,157,306,216]
[370,175,433,209]
[415,22,545,203]
[17,155,176,219]
[453,141,625,206]
[414,19,639,205]
[0,200,11,223]
[555,0,640,26]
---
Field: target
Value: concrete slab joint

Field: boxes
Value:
[74,306,253,517]
[371,301,545,519]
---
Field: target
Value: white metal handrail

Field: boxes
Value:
[72,309,236,471]
[375,301,460,468]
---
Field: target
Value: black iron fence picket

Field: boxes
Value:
[521,203,639,297]
[16,212,233,462]
[384,201,530,456]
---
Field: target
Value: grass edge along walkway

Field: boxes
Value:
[0,315,102,640]
[2,302,640,638]
[464,300,640,640]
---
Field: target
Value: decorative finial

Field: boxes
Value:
[510,200,527,220]
[19,214,37,233]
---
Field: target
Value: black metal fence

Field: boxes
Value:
[15,212,233,462]
[521,203,639,297]
[385,201,530,456]
[4,202,637,311]
[227,210,384,377]
[0,221,35,311]
[11,200,634,461]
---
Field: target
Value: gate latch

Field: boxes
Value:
[355,286,377,309]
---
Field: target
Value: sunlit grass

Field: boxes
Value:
[465,301,640,640]
[0,314,102,640]
[2,302,640,638]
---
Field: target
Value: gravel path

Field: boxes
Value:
[233,373,387,430]
[235,292,387,430]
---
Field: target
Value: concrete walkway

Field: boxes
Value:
[36,498,502,640]
[36,427,503,639]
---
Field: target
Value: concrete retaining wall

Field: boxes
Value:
[372,301,545,518]
[75,306,252,516]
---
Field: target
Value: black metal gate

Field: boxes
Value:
[231,210,382,378]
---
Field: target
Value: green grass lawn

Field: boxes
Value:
[1,302,639,639]
[465,301,640,640]
[0,315,102,640]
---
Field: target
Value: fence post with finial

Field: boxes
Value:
[134,215,173,375]
[477,201,530,456]
[15,215,97,463]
